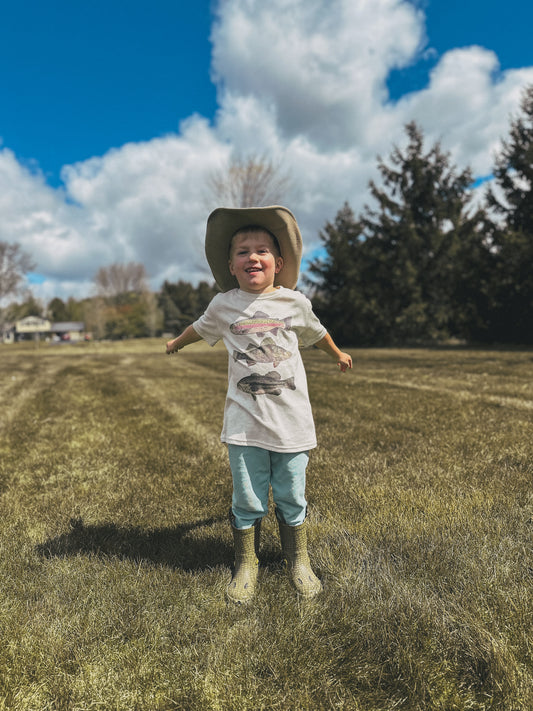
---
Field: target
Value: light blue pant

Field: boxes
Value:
[227,445,309,529]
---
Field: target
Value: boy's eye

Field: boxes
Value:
[234,246,272,257]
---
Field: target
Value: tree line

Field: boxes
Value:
[0,269,218,341]
[308,85,533,345]
[1,85,532,344]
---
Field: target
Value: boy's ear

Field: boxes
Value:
[275,256,284,274]
[228,259,236,276]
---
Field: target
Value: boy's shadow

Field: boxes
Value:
[36,517,234,572]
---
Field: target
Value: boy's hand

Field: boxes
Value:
[166,339,179,354]
[337,352,352,372]
[314,334,352,372]
[165,325,202,355]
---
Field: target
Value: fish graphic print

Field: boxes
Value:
[233,338,292,368]
[237,371,296,401]
[230,311,292,337]
[231,310,296,400]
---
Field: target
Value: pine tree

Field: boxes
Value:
[485,84,533,342]
[307,203,371,345]
[310,123,489,345]
[366,122,490,342]
[158,279,218,334]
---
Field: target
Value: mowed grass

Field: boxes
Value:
[0,339,531,710]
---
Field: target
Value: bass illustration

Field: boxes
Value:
[233,338,292,368]
[237,371,296,400]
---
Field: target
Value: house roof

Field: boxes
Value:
[51,322,85,332]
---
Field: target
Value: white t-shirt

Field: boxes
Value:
[193,287,327,453]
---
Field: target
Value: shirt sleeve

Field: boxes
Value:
[192,294,223,346]
[294,293,327,348]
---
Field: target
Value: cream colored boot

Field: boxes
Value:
[276,509,322,599]
[226,511,261,604]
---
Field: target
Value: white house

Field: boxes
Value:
[1,316,86,343]
[14,316,52,340]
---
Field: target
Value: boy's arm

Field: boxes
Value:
[314,332,352,372]
[166,325,203,354]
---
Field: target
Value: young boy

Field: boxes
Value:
[166,206,352,603]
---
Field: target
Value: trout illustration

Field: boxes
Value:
[233,338,292,368]
[237,371,296,400]
[230,311,292,337]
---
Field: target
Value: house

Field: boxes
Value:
[1,316,86,343]
[14,316,52,341]
[50,322,86,342]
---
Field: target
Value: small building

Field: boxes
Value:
[1,324,15,344]
[50,322,86,342]
[14,316,52,341]
[1,316,86,343]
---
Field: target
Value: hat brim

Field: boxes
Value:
[205,206,303,292]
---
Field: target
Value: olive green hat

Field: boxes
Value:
[205,205,303,292]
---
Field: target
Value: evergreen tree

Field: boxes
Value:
[485,84,533,343]
[158,280,218,334]
[309,123,489,345]
[48,297,69,322]
[307,203,376,345]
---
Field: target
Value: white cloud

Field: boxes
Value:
[392,47,533,175]
[0,148,104,283]
[2,118,230,300]
[211,0,425,150]
[2,0,533,304]
[61,117,225,283]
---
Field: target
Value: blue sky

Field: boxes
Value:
[0,0,216,185]
[1,0,530,185]
[1,0,532,300]
[389,0,533,97]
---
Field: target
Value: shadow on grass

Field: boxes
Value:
[36,516,234,572]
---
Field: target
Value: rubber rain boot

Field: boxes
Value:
[226,511,260,604]
[276,509,322,599]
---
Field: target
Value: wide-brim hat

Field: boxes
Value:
[205,205,303,292]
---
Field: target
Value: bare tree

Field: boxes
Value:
[207,153,292,207]
[83,297,106,340]
[91,262,163,339]
[0,242,35,304]
[93,262,148,298]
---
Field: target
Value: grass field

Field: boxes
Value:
[0,339,531,710]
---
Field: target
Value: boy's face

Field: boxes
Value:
[228,230,284,294]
